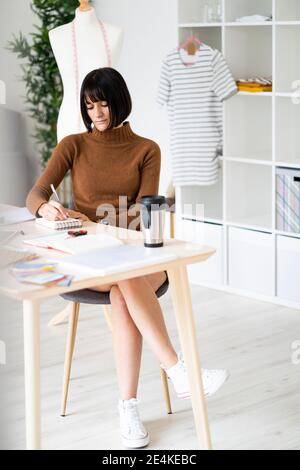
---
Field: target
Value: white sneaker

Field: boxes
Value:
[118,397,150,449]
[162,352,229,400]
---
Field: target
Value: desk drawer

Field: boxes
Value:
[182,219,223,285]
[277,235,300,302]
[228,227,274,295]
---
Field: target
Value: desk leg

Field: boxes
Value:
[23,299,41,450]
[167,265,212,450]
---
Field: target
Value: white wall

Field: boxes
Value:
[0,0,38,203]
[0,0,177,202]
[94,0,177,195]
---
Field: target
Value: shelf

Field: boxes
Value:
[225,0,272,23]
[275,229,300,240]
[225,22,272,26]
[226,161,272,230]
[276,21,300,25]
[226,220,273,234]
[276,162,300,170]
[178,21,300,27]
[275,92,297,97]
[225,25,272,79]
[182,215,223,225]
[275,0,300,22]
[276,25,300,92]
[223,157,272,165]
[178,23,222,28]
[275,97,300,165]
[224,94,272,161]
[238,91,273,96]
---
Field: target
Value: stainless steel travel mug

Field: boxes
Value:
[140,195,166,247]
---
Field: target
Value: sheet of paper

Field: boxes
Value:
[23,232,124,254]
[0,207,35,226]
[54,244,177,276]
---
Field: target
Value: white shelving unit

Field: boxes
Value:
[176,0,300,308]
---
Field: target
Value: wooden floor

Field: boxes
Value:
[1,284,300,450]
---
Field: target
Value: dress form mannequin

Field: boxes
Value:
[49,3,123,142]
[47,2,123,326]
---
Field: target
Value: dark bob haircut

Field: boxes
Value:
[80,67,132,132]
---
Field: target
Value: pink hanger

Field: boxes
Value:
[178,34,202,65]
[179,34,202,51]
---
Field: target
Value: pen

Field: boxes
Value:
[3,230,25,243]
[50,184,69,219]
[50,184,60,202]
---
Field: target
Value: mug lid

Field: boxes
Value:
[140,195,166,206]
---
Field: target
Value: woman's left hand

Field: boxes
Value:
[66,209,90,221]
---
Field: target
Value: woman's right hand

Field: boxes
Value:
[38,200,69,221]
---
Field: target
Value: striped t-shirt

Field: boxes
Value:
[157,43,237,186]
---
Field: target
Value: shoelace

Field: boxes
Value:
[122,401,144,436]
[178,359,187,373]
[177,352,186,371]
[177,353,208,383]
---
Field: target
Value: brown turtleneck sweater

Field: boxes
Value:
[26,121,161,230]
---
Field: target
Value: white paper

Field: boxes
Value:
[0,207,35,225]
[24,232,124,254]
[54,244,177,276]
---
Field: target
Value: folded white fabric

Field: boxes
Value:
[235,14,272,23]
[237,76,272,85]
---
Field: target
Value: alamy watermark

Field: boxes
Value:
[95,196,205,242]
[0,340,6,365]
[291,340,300,365]
[0,79,6,104]
[291,80,300,104]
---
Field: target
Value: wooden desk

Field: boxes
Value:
[0,215,216,450]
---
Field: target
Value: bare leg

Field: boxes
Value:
[93,272,178,399]
[115,273,177,369]
[109,285,143,400]
[93,272,177,368]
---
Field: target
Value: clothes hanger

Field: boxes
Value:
[79,0,92,12]
[179,29,202,56]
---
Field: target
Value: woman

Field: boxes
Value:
[26,68,228,449]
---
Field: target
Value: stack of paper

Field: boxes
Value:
[10,261,73,287]
[0,246,38,268]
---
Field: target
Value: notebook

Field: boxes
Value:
[23,232,124,254]
[35,217,83,230]
[54,244,177,276]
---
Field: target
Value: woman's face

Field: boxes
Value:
[85,98,110,131]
